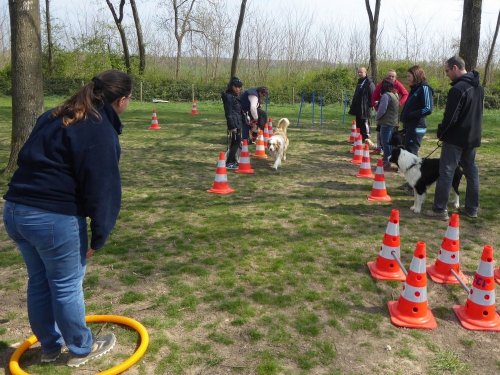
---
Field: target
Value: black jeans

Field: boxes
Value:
[226,129,241,164]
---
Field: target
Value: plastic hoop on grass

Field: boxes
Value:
[9,314,149,375]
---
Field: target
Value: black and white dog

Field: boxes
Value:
[389,148,463,214]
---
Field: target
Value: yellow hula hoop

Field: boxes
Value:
[9,314,149,375]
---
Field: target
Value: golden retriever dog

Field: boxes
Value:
[267,118,290,170]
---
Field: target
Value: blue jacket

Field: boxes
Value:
[4,104,122,250]
[400,82,433,128]
[240,88,259,114]
[221,90,244,131]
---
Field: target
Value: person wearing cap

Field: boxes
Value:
[221,76,244,169]
[240,86,269,143]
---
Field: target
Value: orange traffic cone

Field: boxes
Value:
[356,144,375,179]
[207,152,235,195]
[253,129,268,159]
[453,245,500,331]
[351,134,363,164]
[191,100,199,115]
[149,109,161,130]
[367,159,391,202]
[388,241,437,330]
[235,139,255,174]
[367,209,406,281]
[348,120,357,143]
[427,213,467,285]
[268,118,274,136]
[349,129,359,154]
[495,266,500,285]
[263,122,270,148]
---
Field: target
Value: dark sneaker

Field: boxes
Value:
[41,347,64,363]
[425,209,449,221]
[226,162,238,170]
[459,208,478,218]
[67,333,116,368]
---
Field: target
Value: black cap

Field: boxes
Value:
[229,76,243,87]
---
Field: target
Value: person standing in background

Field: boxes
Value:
[375,79,399,172]
[426,55,484,220]
[348,67,375,143]
[240,86,268,143]
[221,76,244,170]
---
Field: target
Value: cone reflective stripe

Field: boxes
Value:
[356,144,374,179]
[351,134,363,164]
[367,209,405,281]
[348,120,357,143]
[388,241,437,330]
[427,214,467,284]
[253,129,268,159]
[453,245,500,331]
[268,118,273,136]
[207,152,235,194]
[263,122,270,148]
[191,100,198,115]
[149,110,161,130]
[235,139,255,174]
[367,159,391,202]
[349,129,360,154]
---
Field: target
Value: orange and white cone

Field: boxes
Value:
[149,109,161,130]
[427,213,467,285]
[388,241,437,330]
[348,119,357,143]
[263,122,270,148]
[351,134,363,164]
[495,266,500,285]
[367,159,391,202]
[453,245,500,331]
[367,209,406,281]
[207,152,235,195]
[235,139,255,174]
[253,129,268,159]
[268,118,274,137]
[191,100,199,115]
[356,143,375,179]
[349,129,360,154]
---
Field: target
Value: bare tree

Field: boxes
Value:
[459,0,482,71]
[171,0,197,80]
[230,0,247,78]
[365,0,381,82]
[483,10,499,86]
[44,0,54,75]
[106,0,131,74]
[130,0,146,75]
[6,0,44,174]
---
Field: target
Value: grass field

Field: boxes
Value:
[0,96,499,375]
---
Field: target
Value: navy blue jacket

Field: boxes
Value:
[221,91,244,131]
[240,88,259,115]
[437,71,483,148]
[4,104,122,250]
[400,82,433,128]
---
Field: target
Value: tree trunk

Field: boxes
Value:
[106,0,131,74]
[6,0,44,175]
[130,0,146,75]
[459,0,482,71]
[483,10,499,86]
[45,0,53,75]
[365,0,381,82]
[230,0,247,78]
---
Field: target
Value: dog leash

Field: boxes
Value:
[422,140,442,160]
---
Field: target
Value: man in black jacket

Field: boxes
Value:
[349,67,375,142]
[426,55,484,220]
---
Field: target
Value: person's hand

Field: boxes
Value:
[86,248,96,258]
[229,128,238,133]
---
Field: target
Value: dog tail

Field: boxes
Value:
[277,118,290,133]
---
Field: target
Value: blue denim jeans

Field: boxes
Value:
[433,143,479,214]
[379,125,396,164]
[3,201,93,356]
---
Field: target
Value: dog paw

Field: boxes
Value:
[410,205,415,211]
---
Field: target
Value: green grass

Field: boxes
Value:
[0,96,499,374]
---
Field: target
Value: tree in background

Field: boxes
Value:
[230,0,246,79]
[106,0,131,74]
[365,0,381,82]
[459,0,482,71]
[483,10,499,86]
[130,0,145,75]
[6,0,44,174]
[172,0,198,80]
[45,0,53,75]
